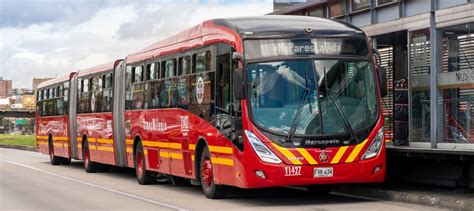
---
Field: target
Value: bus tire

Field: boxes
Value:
[200,146,226,199]
[134,141,153,185]
[48,140,61,166]
[307,185,333,195]
[61,158,71,165]
[83,140,99,173]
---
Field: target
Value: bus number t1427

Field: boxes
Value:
[284,166,302,176]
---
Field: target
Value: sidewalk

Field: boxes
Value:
[333,183,474,211]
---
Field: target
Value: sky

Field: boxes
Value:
[0,0,273,89]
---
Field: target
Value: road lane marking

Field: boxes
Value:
[0,159,187,211]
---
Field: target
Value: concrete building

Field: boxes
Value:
[272,0,473,188]
[0,77,13,99]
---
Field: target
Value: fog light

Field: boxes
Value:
[373,165,382,175]
[255,170,266,179]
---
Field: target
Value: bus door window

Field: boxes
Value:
[215,44,233,140]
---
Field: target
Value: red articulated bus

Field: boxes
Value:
[36,16,387,198]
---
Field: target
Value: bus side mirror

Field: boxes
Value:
[233,68,245,99]
[373,48,387,98]
[232,52,243,61]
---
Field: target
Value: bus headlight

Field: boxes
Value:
[362,127,384,160]
[245,130,282,164]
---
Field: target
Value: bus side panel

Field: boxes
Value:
[76,113,115,165]
[37,116,69,158]
[127,108,238,186]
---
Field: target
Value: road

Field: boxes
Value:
[0,148,444,210]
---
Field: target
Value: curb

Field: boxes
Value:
[0,144,37,152]
[332,185,474,211]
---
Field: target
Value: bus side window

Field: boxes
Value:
[132,65,144,110]
[103,73,113,112]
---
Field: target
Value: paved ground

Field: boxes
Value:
[0,148,446,210]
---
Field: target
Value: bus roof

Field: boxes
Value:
[126,15,364,64]
[126,19,240,64]
[77,61,118,78]
[37,72,76,89]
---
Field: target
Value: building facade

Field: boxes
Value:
[0,77,13,99]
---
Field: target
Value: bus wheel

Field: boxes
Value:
[61,158,71,165]
[83,140,99,173]
[134,141,153,185]
[200,146,226,199]
[49,140,61,166]
[307,185,333,195]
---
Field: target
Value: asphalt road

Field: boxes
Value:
[0,148,445,210]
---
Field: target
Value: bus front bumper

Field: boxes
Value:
[234,152,386,188]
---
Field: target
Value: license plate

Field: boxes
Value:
[314,167,333,178]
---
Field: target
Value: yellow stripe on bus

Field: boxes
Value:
[159,151,183,160]
[169,143,182,150]
[345,139,368,163]
[126,139,134,145]
[211,157,234,166]
[89,145,97,150]
[295,148,318,165]
[88,138,97,143]
[97,146,114,152]
[331,146,348,164]
[126,147,133,153]
[188,144,196,151]
[271,143,302,165]
[36,136,48,140]
[53,143,62,147]
[37,142,48,146]
[97,138,114,144]
[142,141,169,148]
[209,146,233,154]
[54,136,68,141]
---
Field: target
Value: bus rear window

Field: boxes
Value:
[244,38,369,59]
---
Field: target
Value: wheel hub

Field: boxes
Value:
[84,146,89,167]
[201,158,213,187]
[137,151,143,177]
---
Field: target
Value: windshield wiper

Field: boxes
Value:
[323,66,360,144]
[286,68,311,142]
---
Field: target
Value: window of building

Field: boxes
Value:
[352,0,370,12]
[377,0,397,6]
[329,0,346,17]
[308,7,326,18]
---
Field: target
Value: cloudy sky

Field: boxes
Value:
[0,0,273,89]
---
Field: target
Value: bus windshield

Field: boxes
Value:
[247,59,379,137]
